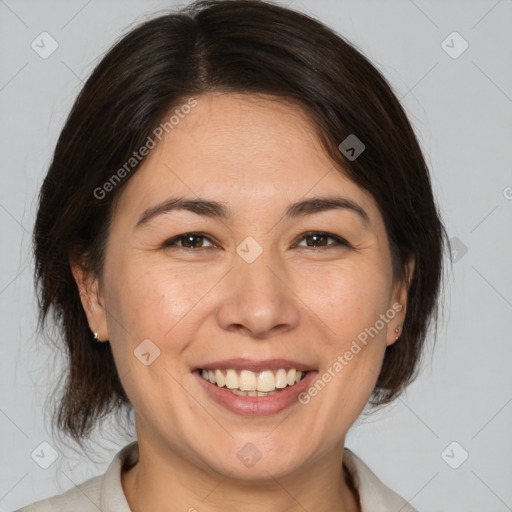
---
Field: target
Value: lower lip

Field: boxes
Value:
[194,370,318,416]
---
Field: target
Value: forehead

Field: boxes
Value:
[114,92,378,224]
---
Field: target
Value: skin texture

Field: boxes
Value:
[73,93,411,512]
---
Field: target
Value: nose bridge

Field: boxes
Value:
[236,246,282,300]
[215,240,300,337]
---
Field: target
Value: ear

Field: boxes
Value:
[70,258,109,342]
[386,256,415,347]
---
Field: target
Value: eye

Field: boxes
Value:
[162,232,216,249]
[295,231,350,249]
[162,231,350,251]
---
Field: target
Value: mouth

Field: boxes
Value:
[197,367,309,397]
[193,359,317,416]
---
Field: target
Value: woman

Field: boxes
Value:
[19,0,446,510]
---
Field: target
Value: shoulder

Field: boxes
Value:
[14,474,103,512]
[343,448,419,512]
[14,442,138,512]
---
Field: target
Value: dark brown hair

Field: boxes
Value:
[33,0,447,443]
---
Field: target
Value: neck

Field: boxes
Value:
[121,438,360,512]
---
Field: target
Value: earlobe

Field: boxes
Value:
[70,259,109,342]
[386,256,415,347]
[386,312,403,347]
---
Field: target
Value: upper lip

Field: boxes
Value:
[196,358,315,372]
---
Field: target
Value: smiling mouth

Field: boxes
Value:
[197,368,309,397]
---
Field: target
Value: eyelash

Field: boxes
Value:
[162,231,351,250]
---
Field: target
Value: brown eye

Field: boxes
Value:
[296,231,349,248]
[163,233,215,249]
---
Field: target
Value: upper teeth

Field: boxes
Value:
[200,368,305,392]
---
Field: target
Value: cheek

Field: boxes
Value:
[300,269,392,429]
[103,255,227,360]
[306,261,393,345]
[313,263,392,402]
[101,261,200,410]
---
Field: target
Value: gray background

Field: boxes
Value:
[1,0,511,511]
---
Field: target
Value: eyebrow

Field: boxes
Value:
[135,195,370,229]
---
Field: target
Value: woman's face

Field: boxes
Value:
[78,92,408,479]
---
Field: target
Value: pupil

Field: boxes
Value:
[308,234,326,247]
[185,235,201,248]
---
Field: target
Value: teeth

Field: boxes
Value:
[200,367,307,393]
[230,389,278,397]
[239,370,257,391]
[225,369,238,389]
[214,369,225,387]
[275,368,288,388]
[257,370,275,392]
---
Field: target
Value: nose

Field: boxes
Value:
[215,250,300,339]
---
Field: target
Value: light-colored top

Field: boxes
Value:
[15,441,418,512]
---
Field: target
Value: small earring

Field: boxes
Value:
[93,332,100,341]
[395,325,400,341]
